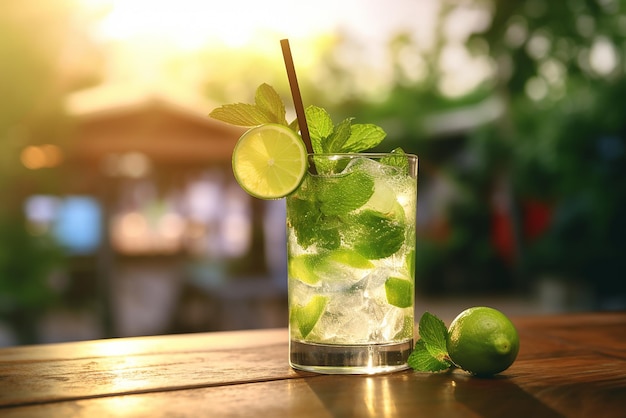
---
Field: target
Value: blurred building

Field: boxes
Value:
[22,90,288,342]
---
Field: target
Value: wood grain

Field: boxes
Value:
[0,328,305,407]
[0,313,624,417]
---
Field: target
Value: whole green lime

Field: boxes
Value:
[446,307,519,376]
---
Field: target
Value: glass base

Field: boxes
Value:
[289,339,413,375]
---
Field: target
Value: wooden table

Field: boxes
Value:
[1,312,625,417]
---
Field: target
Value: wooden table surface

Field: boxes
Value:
[0,312,625,417]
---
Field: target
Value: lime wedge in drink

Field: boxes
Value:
[288,254,322,285]
[232,124,307,199]
[385,277,413,308]
[291,295,328,338]
[289,249,374,286]
[326,249,375,269]
[392,315,415,341]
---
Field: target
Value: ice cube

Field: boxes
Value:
[380,307,408,341]
[362,177,396,214]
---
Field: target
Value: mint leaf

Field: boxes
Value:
[287,192,341,250]
[209,84,288,127]
[408,340,452,372]
[318,171,374,216]
[209,103,270,126]
[305,105,334,154]
[343,123,386,152]
[419,311,449,355]
[255,83,287,125]
[407,312,453,373]
[324,118,353,153]
[347,210,405,259]
[381,148,410,174]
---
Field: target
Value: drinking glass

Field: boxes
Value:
[286,152,418,374]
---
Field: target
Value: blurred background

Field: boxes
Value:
[1,0,625,347]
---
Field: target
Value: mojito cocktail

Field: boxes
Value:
[287,153,418,374]
[210,80,418,374]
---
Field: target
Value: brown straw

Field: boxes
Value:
[280,39,313,155]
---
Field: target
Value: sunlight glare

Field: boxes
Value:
[84,0,343,50]
[75,0,481,101]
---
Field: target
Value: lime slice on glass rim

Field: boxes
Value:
[232,124,308,199]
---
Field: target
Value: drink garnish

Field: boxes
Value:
[408,312,453,372]
[209,83,400,196]
[209,84,388,156]
[408,309,520,376]
[231,123,307,199]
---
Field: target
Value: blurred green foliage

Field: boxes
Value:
[0,219,64,343]
[473,0,626,301]
[334,0,626,304]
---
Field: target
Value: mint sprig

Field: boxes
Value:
[305,105,386,154]
[407,312,454,372]
[208,84,387,156]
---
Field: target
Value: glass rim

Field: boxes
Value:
[307,152,418,159]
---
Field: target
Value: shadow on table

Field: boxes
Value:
[303,370,562,417]
[448,373,564,418]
